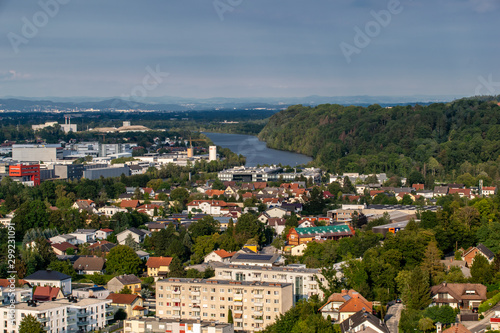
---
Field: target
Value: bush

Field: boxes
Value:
[479,291,500,313]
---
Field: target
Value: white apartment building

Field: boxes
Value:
[0,298,112,333]
[125,317,234,333]
[156,278,293,332]
[214,264,327,302]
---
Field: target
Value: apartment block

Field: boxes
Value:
[156,278,293,332]
[213,264,327,302]
[125,317,234,333]
[0,297,112,333]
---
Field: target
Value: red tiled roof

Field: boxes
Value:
[442,323,472,333]
[106,293,140,305]
[338,294,373,313]
[133,305,146,311]
[214,249,236,258]
[120,200,140,208]
[0,279,29,288]
[187,200,227,207]
[206,189,225,197]
[33,286,61,301]
[146,256,173,268]
[51,242,77,252]
[142,187,153,194]
[100,228,113,232]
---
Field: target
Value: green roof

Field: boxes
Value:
[295,225,351,236]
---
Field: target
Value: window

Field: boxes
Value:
[220,289,224,293]
[274,291,279,295]
[274,308,279,312]
[220,313,225,317]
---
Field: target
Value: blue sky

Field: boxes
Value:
[1,0,499,98]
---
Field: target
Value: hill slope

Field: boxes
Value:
[258,97,500,181]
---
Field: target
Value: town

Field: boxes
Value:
[1,120,500,333]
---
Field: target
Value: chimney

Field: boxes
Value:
[436,322,442,333]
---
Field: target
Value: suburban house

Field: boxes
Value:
[340,310,390,333]
[146,256,173,280]
[462,243,495,267]
[72,200,98,214]
[433,186,449,197]
[137,203,163,216]
[24,270,72,295]
[204,249,236,264]
[290,243,308,256]
[441,323,472,333]
[320,289,373,322]
[106,293,147,318]
[120,199,140,209]
[68,229,97,244]
[51,242,77,255]
[187,200,228,215]
[107,274,142,295]
[95,228,114,240]
[73,256,106,275]
[430,282,487,309]
[98,206,128,217]
[264,207,288,218]
[88,240,116,255]
[32,286,64,301]
[266,217,286,235]
[287,225,354,246]
[116,227,151,245]
[481,186,497,196]
[230,252,282,267]
[490,310,500,330]
[49,234,78,245]
[72,286,111,299]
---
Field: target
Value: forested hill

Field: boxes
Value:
[258,97,500,181]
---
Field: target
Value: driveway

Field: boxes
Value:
[385,303,403,333]
[463,304,500,333]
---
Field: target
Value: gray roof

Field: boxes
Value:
[477,243,495,259]
[230,253,280,264]
[25,270,71,281]
[73,257,105,271]
[112,274,141,285]
[340,310,390,333]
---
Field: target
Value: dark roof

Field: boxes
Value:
[124,227,148,236]
[111,274,141,285]
[231,253,279,264]
[476,243,495,259]
[73,257,105,271]
[25,270,71,281]
[340,310,390,333]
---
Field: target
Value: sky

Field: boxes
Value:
[0,0,499,99]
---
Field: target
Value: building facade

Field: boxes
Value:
[125,317,234,333]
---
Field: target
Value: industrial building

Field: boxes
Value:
[83,166,130,180]
[12,144,63,162]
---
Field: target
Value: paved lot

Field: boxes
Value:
[385,303,403,333]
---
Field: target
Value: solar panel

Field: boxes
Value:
[236,254,273,261]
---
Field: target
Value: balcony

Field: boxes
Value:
[43,326,50,331]
[254,294,263,299]
[234,317,243,322]
[254,302,264,307]
[254,319,264,324]
[191,291,200,296]
[172,298,181,303]
[254,311,263,316]
[172,289,181,295]
[192,299,200,304]
[77,311,87,318]
[77,320,89,326]
[234,294,243,301]
[106,314,114,321]
[38,316,49,323]
[172,306,181,311]
[234,310,243,314]
[67,309,77,316]
[234,301,243,306]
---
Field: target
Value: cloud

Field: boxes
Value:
[469,0,499,12]
[0,70,30,81]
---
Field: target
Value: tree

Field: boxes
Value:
[421,241,444,285]
[189,216,220,239]
[470,253,494,285]
[228,309,234,324]
[170,187,190,205]
[235,213,265,245]
[19,314,44,333]
[119,286,132,294]
[124,233,141,251]
[396,266,431,310]
[417,317,434,332]
[407,170,425,187]
[167,256,186,278]
[47,260,76,279]
[106,245,141,275]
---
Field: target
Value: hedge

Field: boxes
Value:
[479,291,500,313]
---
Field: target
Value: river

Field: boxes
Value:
[203,132,313,167]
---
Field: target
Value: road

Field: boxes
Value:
[464,304,500,333]
[385,303,403,333]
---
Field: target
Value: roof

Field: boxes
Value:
[187,200,228,207]
[231,253,280,264]
[293,225,352,237]
[320,290,372,312]
[442,323,472,333]
[99,228,113,233]
[212,249,236,259]
[476,243,495,259]
[120,200,140,208]
[338,294,373,313]
[106,293,140,305]
[111,274,141,285]
[0,278,29,287]
[430,283,487,301]
[340,310,390,333]
[33,286,61,301]
[73,257,105,271]
[51,242,77,252]
[146,256,173,268]
[25,270,71,281]
[118,227,149,237]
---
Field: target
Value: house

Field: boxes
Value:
[120,199,140,209]
[68,229,97,244]
[98,206,128,217]
[32,286,64,301]
[73,256,105,275]
[205,189,225,197]
[433,186,449,197]
[187,200,228,215]
[106,293,147,318]
[204,249,236,264]
[49,234,77,245]
[412,183,425,191]
[290,243,308,256]
[267,217,286,235]
[140,187,155,198]
[88,240,116,255]
[146,256,173,280]
[340,310,390,333]
[264,207,288,218]
[95,228,114,240]
[462,243,495,267]
[137,203,163,216]
[116,227,151,245]
[124,317,234,333]
[51,242,78,255]
[448,188,472,199]
[430,282,487,309]
[481,186,497,196]
[230,252,282,267]
[287,225,354,246]
[72,199,98,214]
[136,250,150,261]
[490,310,500,330]
[320,289,373,322]
[297,219,316,228]
[441,323,472,333]
[107,274,142,295]
[24,270,72,295]
[73,286,111,299]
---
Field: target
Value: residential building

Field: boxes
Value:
[24,270,72,295]
[156,278,293,332]
[0,297,112,333]
[9,163,41,186]
[214,264,327,302]
[339,310,390,333]
[72,200,98,214]
[289,243,308,256]
[73,256,106,275]
[49,234,77,245]
[441,323,472,333]
[287,225,354,246]
[0,287,32,305]
[462,243,495,267]
[32,286,64,301]
[217,166,283,182]
[73,286,111,300]
[430,282,487,309]
[146,256,173,281]
[95,228,114,240]
[481,186,497,196]
[51,242,77,255]
[230,253,282,267]
[117,227,151,245]
[204,250,236,264]
[69,229,97,244]
[124,317,234,333]
[187,200,230,215]
[320,290,373,322]
[106,293,147,318]
[490,310,500,330]
[107,274,142,295]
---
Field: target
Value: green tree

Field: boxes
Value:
[189,216,220,239]
[396,266,431,310]
[47,260,76,279]
[19,314,44,333]
[106,245,141,275]
[470,253,494,285]
[119,286,132,294]
[417,317,434,332]
[167,256,186,278]
[228,309,234,324]
[124,233,141,251]
[235,213,265,245]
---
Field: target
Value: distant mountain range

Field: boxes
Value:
[0,94,465,112]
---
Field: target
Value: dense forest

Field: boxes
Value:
[258,96,500,183]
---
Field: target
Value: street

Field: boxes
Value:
[385,303,403,333]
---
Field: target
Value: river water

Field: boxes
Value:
[203,132,313,167]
